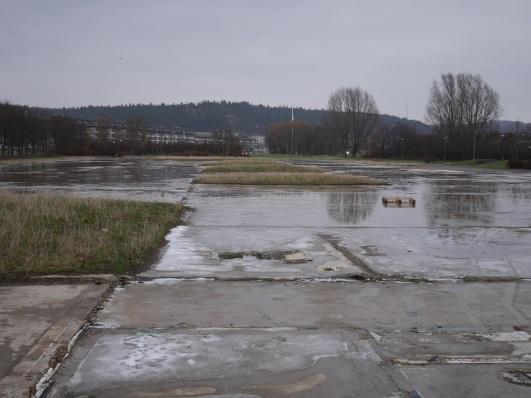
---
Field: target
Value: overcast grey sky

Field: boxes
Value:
[1,0,530,121]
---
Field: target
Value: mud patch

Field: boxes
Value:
[217,250,297,261]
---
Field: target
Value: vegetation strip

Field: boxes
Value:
[203,159,322,173]
[147,155,239,161]
[0,192,183,281]
[193,172,381,185]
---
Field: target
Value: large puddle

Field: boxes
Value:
[0,157,199,202]
[2,158,531,279]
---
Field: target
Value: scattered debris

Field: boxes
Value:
[285,251,309,264]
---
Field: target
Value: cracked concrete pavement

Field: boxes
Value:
[0,282,110,398]
[2,158,531,397]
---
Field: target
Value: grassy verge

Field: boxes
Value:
[444,160,509,170]
[0,156,89,165]
[253,154,424,165]
[147,155,239,161]
[203,159,322,173]
[253,154,348,161]
[476,160,508,170]
[193,172,382,185]
[0,192,183,281]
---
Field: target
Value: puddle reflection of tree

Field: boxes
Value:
[425,182,498,225]
[327,190,377,224]
[504,184,531,201]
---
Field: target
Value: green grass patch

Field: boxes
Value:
[476,160,508,169]
[253,154,424,165]
[0,192,183,281]
[193,172,382,185]
[147,155,239,161]
[253,154,348,161]
[444,159,509,170]
[203,159,322,173]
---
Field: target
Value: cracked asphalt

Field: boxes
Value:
[3,158,531,397]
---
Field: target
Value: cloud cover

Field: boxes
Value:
[1,0,530,121]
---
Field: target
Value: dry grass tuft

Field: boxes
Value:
[0,192,183,281]
[203,159,322,173]
[148,155,239,161]
[193,172,382,186]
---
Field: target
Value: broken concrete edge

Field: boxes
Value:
[22,271,530,286]
[27,274,131,285]
[30,283,117,398]
[392,357,531,366]
[33,325,85,397]
[135,273,531,285]
[217,250,299,261]
[317,234,377,275]
[501,368,531,386]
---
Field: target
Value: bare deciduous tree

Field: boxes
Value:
[327,87,379,156]
[426,73,501,160]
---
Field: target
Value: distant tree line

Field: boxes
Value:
[0,102,242,157]
[266,73,531,162]
[3,72,531,161]
[0,102,87,156]
[41,100,431,135]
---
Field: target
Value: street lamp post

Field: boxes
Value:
[500,134,505,161]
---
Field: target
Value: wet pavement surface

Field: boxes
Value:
[0,283,109,398]
[148,161,531,280]
[0,157,199,202]
[2,158,531,397]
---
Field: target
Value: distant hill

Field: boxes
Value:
[41,101,433,135]
[495,120,531,133]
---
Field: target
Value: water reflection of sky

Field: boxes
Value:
[0,158,199,202]
[2,158,531,228]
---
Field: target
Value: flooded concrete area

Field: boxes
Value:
[0,157,199,202]
[150,161,531,280]
[3,157,531,397]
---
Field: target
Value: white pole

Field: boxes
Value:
[291,108,294,154]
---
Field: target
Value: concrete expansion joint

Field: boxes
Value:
[392,357,531,366]
[133,274,531,284]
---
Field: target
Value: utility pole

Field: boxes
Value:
[291,108,294,154]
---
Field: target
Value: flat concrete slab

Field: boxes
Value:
[143,225,365,280]
[401,364,531,397]
[47,328,409,398]
[149,174,531,280]
[12,159,530,397]
[0,283,109,398]
[97,280,531,333]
